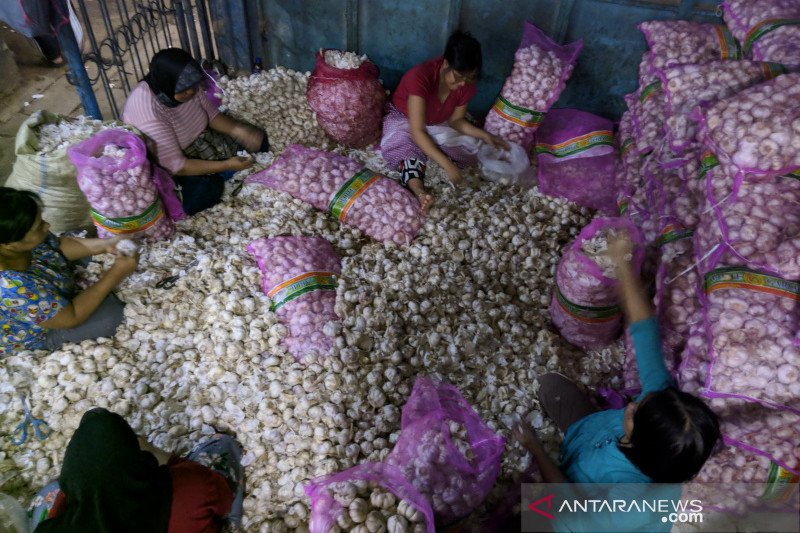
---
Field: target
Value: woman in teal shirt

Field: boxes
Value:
[514,234,720,530]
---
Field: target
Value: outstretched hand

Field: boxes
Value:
[513,420,543,452]
[484,132,510,150]
[607,231,634,266]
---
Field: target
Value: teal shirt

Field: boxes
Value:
[554,317,678,532]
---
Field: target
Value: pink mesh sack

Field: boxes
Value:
[693,156,800,280]
[535,109,618,215]
[701,267,800,415]
[246,144,422,244]
[386,377,505,526]
[305,462,435,533]
[638,20,742,80]
[660,61,785,153]
[484,21,582,149]
[247,236,341,362]
[697,72,800,180]
[690,445,799,512]
[722,0,800,66]
[550,217,644,350]
[706,395,800,475]
[677,320,709,396]
[67,129,174,241]
[307,50,386,148]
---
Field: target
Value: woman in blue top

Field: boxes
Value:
[514,233,720,530]
[0,188,137,355]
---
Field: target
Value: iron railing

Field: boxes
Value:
[59,0,221,120]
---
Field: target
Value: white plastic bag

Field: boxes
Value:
[426,125,534,186]
[478,142,535,186]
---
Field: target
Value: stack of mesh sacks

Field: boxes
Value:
[616,10,800,504]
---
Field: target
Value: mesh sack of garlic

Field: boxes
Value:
[698,72,800,179]
[693,158,800,281]
[722,0,800,66]
[618,107,639,173]
[689,445,798,512]
[307,49,387,148]
[535,109,618,215]
[550,217,644,350]
[246,144,421,244]
[247,236,341,362]
[484,21,582,150]
[67,129,175,242]
[701,267,800,415]
[385,377,505,525]
[707,395,800,475]
[660,60,785,154]
[648,159,701,230]
[305,462,435,533]
[638,20,742,81]
[676,320,709,395]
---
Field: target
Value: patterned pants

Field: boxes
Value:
[379,104,478,171]
[183,128,242,161]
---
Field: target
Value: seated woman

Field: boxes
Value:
[29,408,244,532]
[123,47,268,216]
[514,233,721,531]
[380,31,507,212]
[0,188,136,355]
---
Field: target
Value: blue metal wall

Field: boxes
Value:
[250,0,721,119]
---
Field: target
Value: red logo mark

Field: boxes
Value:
[528,494,555,520]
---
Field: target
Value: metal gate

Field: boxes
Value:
[57,0,241,120]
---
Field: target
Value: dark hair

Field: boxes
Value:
[620,388,720,483]
[0,187,41,244]
[444,30,482,75]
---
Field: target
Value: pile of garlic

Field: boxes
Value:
[326,481,426,532]
[323,50,368,70]
[35,115,113,154]
[218,67,330,153]
[0,66,630,532]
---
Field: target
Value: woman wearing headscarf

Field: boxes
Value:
[123,47,269,215]
[29,408,245,532]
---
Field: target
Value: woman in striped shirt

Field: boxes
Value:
[123,48,269,215]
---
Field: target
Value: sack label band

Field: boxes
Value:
[328,168,379,222]
[268,271,337,312]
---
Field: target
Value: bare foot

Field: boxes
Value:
[407,178,434,214]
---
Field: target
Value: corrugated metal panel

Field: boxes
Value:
[253,0,723,119]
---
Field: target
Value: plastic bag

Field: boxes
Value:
[246,236,341,362]
[698,72,800,180]
[550,217,644,350]
[484,21,582,149]
[246,144,421,244]
[660,60,784,153]
[477,142,535,186]
[536,108,617,214]
[386,377,505,525]
[307,49,386,148]
[6,112,105,234]
[305,462,435,533]
[67,129,174,241]
[722,0,800,66]
[701,267,799,414]
[0,493,26,533]
[638,20,742,80]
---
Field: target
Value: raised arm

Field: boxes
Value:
[608,234,673,395]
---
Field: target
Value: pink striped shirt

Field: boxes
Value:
[122,81,220,174]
